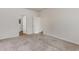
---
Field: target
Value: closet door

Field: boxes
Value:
[23,16,27,33]
[26,16,33,34]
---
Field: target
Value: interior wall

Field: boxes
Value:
[40,8,79,45]
[33,17,42,33]
[0,8,37,39]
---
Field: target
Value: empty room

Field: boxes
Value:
[0,8,79,51]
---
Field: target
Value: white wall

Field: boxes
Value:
[33,17,42,33]
[0,8,37,39]
[40,8,79,45]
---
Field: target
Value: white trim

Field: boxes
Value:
[0,33,19,40]
[34,31,42,34]
[44,32,79,45]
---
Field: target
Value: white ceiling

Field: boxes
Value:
[27,8,45,12]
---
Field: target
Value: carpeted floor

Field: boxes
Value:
[0,34,79,51]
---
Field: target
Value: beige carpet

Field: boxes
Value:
[0,34,79,51]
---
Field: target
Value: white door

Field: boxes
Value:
[22,15,33,34]
[22,15,42,34]
[26,16,33,34]
[23,16,27,33]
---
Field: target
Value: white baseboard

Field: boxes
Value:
[0,33,19,40]
[44,32,79,45]
[34,31,42,34]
